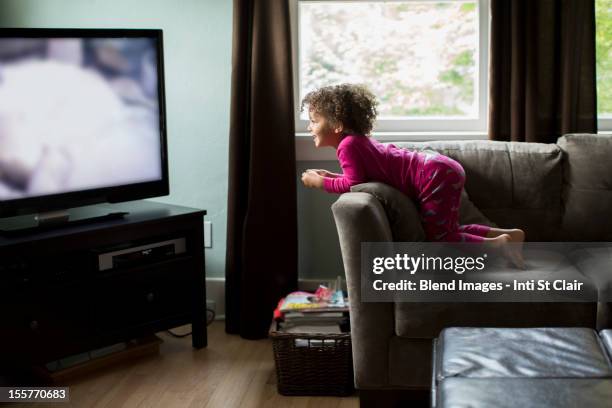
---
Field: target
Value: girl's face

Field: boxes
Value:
[307,111,343,148]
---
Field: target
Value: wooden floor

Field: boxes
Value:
[8,322,359,408]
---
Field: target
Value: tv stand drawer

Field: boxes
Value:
[92,257,195,333]
[1,289,92,363]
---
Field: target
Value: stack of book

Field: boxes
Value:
[274,290,350,334]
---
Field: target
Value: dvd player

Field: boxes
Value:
[97,237,186,271]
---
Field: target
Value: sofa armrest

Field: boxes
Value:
[331,192,395,388]
[350,182,426,241]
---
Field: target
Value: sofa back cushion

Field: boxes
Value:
[393,140,563,241]
[558,134,612,241]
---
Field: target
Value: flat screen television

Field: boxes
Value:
[0,28,169,231]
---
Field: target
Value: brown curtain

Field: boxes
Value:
[225,0,298,339]
[489,0,597,142]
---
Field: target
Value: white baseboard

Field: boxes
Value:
[205,277,345,321]
[206,277,226,320]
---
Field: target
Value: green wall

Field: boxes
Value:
[296,160,345,280]
[0,0,233,278]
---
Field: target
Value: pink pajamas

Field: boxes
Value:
[417,152,490,242]
[323,135,491,243]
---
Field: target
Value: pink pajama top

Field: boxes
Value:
[323,135,424,199]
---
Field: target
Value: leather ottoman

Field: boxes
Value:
[432,327,612,408]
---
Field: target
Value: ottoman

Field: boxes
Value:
[432,327,612,408]
[601,329,612,357]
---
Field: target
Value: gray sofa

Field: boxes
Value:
[331,134,612,405]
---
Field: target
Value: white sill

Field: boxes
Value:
[295,132,489,161]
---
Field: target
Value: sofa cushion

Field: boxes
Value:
[395,302,596,339]
[351,182,496,242]
[393,141,512,210]
[458,190,497,228]
[392,140,563,241]
[395,249,597,338]
[558,133,612,240]
[567,242,612,302]
[567,245,612,329]
[438,378,612,408]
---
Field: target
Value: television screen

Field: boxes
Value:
[0,29,168,217]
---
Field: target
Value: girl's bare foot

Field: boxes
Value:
[507,228,525,244]
[486,227,525,243]
[507,229,525,269]
[488,234,525,269]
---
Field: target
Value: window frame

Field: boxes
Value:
[290,0,491,139]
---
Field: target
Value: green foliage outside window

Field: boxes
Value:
[596,0,612,116]
[300,2,478,118]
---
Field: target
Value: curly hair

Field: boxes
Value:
[300,83,378,136]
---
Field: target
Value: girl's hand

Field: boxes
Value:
[309,169,338,178]
[301,170,324,189]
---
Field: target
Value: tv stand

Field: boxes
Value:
[0,205,130,236]
[0,201,207,371]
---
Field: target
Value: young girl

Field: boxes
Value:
[300,83,525,267]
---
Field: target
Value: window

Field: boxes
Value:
[291,0,490,136]
[596,0,612,131]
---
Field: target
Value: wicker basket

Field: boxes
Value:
[270,330,354,396]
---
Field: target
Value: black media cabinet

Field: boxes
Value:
[0,201,207,370]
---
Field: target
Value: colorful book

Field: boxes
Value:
[278,291,348,313]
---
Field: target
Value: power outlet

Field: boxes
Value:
[204,221,212,248]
